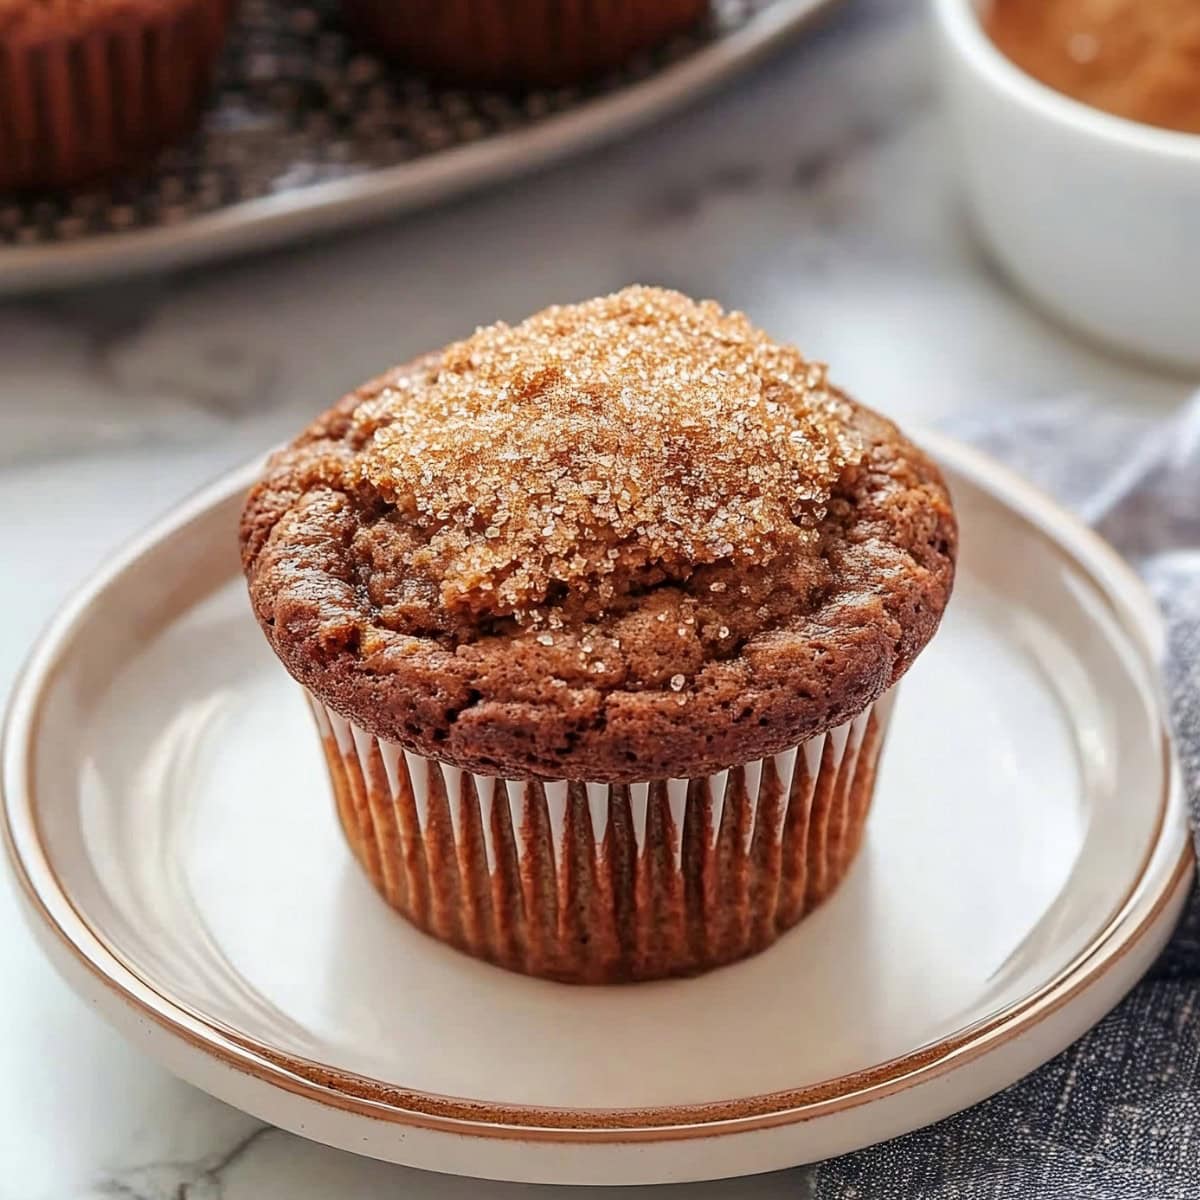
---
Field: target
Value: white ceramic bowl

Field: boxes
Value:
[932,0,1200,370]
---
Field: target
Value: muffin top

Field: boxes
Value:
[242,287,956,782]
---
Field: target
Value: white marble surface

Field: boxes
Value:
[0,2,1196,1197]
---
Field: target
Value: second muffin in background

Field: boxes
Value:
[0,0,234,191]
[241,286,957,984]
[339,0,709,87]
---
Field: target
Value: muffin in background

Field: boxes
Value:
[0,0,234,192]
[240,286,957,984]
[339,0,709,88]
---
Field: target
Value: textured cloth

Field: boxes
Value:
[813,395,1200,1199]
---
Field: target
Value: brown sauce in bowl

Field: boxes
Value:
[986,0,1200,135]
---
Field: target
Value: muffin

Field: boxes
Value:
[339,0,709,88]
[241,286,957,984]
[0,0,233,192]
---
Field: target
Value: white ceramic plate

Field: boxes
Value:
[2,433,1191,1186]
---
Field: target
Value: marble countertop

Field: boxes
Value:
[0,2,1195,1197]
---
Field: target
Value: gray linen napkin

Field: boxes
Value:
[814,393,1200,1200]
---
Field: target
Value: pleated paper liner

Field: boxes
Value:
[0,0,232,192]
[310,688,895,984]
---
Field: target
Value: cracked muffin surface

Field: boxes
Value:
[241,286,956,782]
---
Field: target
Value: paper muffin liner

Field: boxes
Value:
[0,0,233,192]
[309,687,896,984]
[339,0,709,88]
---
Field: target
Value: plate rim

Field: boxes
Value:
[2,431,1192,1144]
[0,0,843,296]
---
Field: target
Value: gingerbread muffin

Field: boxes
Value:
[0,0,233,191]
[339,0,708,88]
[241,286,956,984]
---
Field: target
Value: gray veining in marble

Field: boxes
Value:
[0,1,1195,1197]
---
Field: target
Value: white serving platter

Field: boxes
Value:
[0,0,841,295]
